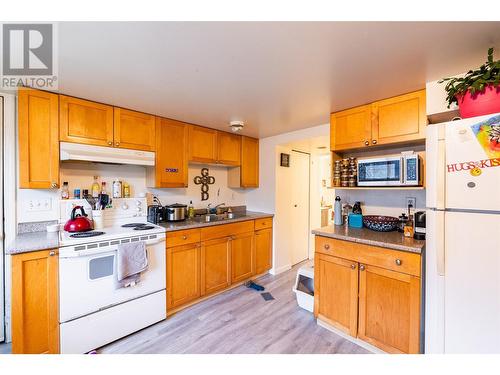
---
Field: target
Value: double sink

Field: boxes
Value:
[191,213,246,223]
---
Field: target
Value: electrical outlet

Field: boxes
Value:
[405,197,416,209]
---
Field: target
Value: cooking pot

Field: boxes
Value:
[165,203,187,222]
[64,206,94,232]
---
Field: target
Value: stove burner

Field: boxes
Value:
[70,231,105,238]
[133,225,155,231]
[121,223,147,228]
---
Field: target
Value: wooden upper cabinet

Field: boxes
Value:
[113,108,156,151]
[330,105,372,151]
[147,117,188,188]
[358,264,421,354]
[18,88,60,189]
[12,249,59,354]
[201,237,231,296]
[314,253,359,337]
[255,227,272,275]
[167,243,201,309]
[216,131,241,166]
[330,89,426,151]
[240,136,259,188]
[372,89,426,146]
[188,125,218,163]
[231,232,255,284]
[59,95,114,147]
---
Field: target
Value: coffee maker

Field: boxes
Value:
[413,211,426,240]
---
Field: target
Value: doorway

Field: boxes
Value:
[289,150,310,265]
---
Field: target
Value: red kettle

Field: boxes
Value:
[64,206,94,232]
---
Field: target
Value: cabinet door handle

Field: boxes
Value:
[50,182,58,188]
[395,259,402,266]
[324,244,330,250]
[359,264,365,271]
[182,235,187,240]
[372,139,377,145]
[350,264,356,270]
[364,140,369,146]
[108,141,113,146]
[49,251,56,256]
[115,142,120,147]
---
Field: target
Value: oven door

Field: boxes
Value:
[59,239,166,323]
[357,157,403,186]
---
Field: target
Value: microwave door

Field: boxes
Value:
[357,158,402,186]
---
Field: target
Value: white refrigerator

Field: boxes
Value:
[425,113,500,353]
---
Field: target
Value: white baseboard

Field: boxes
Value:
[269,263,291,275]
[317,318,386,354]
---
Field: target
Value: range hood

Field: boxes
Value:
[60,142,155,166]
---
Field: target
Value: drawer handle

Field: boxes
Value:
[324,244,330,250]
[395,259,402,266]
[49,251,56,256]
[350,264,356,270]
[359,264,365,271]
[182,235,187,240]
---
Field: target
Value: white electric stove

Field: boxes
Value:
[58,198,167,354]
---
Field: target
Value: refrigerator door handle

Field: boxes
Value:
[437,211,445,276]
[436,138,446,210]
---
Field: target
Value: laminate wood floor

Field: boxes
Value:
[98,262,369,354]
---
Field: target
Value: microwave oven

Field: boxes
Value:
[357,154,422,186]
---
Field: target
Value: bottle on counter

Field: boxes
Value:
[187,200,195,219]
[91,176,100,198]
[101,181,107,195]
[333,196,343,226]
[74,188,81,199]
[82,189,89,198]
[123,182,131,198]
[61,182,69,199]
[112,180,122,198]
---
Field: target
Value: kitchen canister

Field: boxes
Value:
[92,210,104,229]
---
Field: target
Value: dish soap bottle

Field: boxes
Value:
[187,200,195,219]
[334,196,343,226]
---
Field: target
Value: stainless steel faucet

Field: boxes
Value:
[214,203,226,214]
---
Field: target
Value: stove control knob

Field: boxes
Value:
[136,207,141,212]
[136,200,142,206]
[122,203,129,210]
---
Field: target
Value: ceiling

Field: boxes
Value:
[57,22,500,138]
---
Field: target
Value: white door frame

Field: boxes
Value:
[1,92,17,343]
[0,95,4,342]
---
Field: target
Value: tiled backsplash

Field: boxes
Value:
[17,162,250,224]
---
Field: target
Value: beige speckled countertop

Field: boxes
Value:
[312,224,425,254]
[159,211,274,232]
[6,211,274,255]
[6,231,60,255]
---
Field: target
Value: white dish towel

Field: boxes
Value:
[116,241,148,288]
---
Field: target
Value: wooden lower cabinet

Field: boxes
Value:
[166,243,201,309]
[231,232,255,283]
[11,250,59,354]
[167,219,272,312]
[358,264,421,354]
[314,253,358,337]
[314,235,421,354]
[255,228,272,275]
[201,237,231,295]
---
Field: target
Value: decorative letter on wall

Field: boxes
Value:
[194,168,215,201]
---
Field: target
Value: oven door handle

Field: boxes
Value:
[59,238,166,258]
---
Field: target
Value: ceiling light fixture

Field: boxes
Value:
[229,120,244,133]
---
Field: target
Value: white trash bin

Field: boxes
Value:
[293,261,314,312]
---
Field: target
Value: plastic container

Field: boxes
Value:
[348,213,363,228]
[293,261,314,312]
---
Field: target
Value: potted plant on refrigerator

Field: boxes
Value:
[440,47,500,118]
